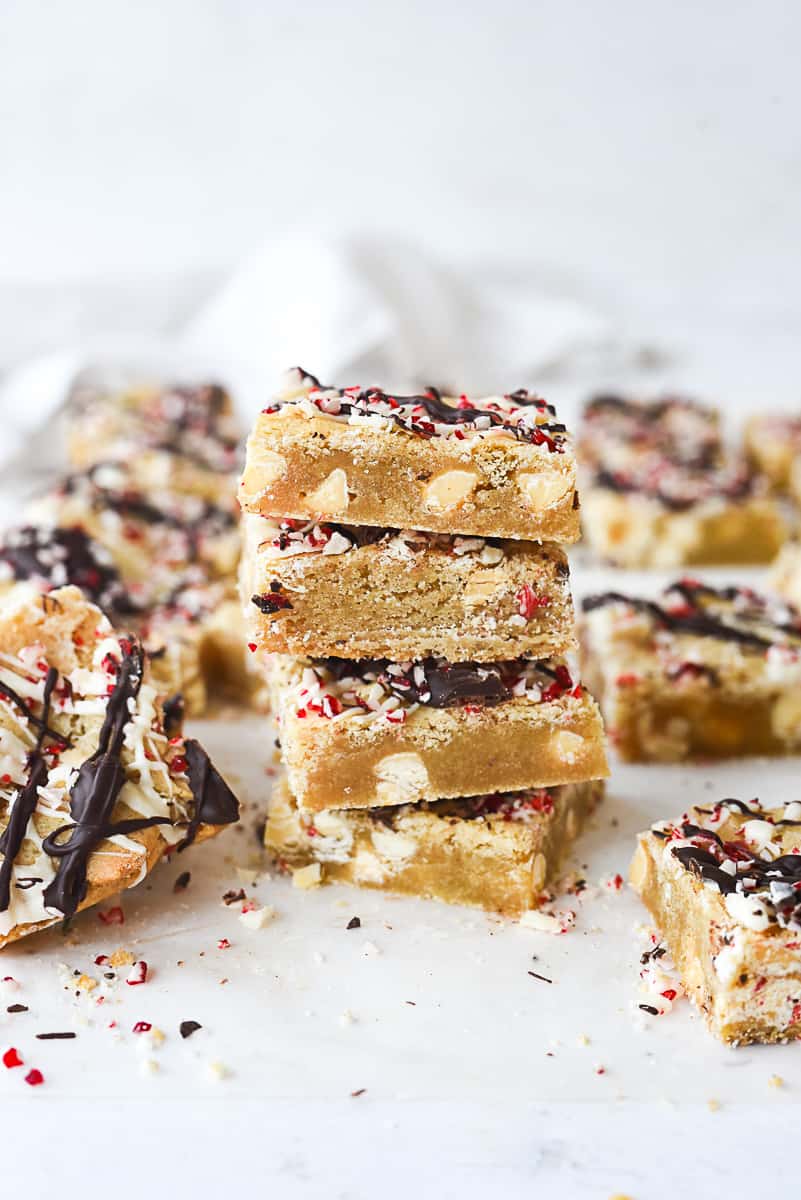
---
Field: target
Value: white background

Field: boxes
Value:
[3,3,801,1195]
[2,0,801,369]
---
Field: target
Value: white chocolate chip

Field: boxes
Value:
[516,471,570,510]
[239,904,276,930]
[306,468,350,515]
[246,451,287,492]
[552,729,585,763]
[725,891,771,932]
[370,828,418,865]
[292,863,323,890]
[374,752,430,803]
[518,909,564,933]
[422,469,479,511]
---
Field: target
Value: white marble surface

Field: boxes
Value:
[2,575,801,1195]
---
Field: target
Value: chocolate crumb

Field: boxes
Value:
[222,889,246,906]
[7,1004,28,1013]
[180,1020,202,1039]
[174,871,191,892]
[346,916,361,930]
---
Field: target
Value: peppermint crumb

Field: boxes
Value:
[174,872,191,892]
[528,971,553,984]
[180,1021,202,1039]
[769,1074,784,1088]
[36,1032,76,1040]
[346,916,361,930]
[7,1004,28,1013]
[594,1064,606,1075]
[350,1088,366,1097]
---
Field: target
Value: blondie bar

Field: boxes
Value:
[27,464,240,598]
[770,541,801,609]
[240,513,575,661]
[266,776,603,916]
[581,579,801,761]
[744,412,801,493]
[579,394,786,566]
[0,525,243,715]
[0,586,239,947]
[631,797,801,1044]
[239,368,580,542]
[270,654,607,812]
[67,373,241,504]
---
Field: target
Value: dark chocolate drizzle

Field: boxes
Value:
[162,693,185,739]
[582,581,801,652]
[0,524,136,615]
[0,667,59,912]
[177,739,239,850]
[41,644,170,918]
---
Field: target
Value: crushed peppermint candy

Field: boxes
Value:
[265,368,568,449]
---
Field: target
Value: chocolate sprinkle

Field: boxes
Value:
[173,870,191,892]
[180,1020,202,1039]
[528,971,553,984]
[346,916,361,930]
[36,1031,76,1040]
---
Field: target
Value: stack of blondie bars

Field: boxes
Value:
[239,368,608,916]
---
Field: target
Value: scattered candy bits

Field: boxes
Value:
[98,906,125,926]
[126,961,149,986]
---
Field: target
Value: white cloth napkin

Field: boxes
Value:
[0,232,627,481]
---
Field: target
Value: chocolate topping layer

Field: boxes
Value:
[269,368,566,448]
[317,656,573,709]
